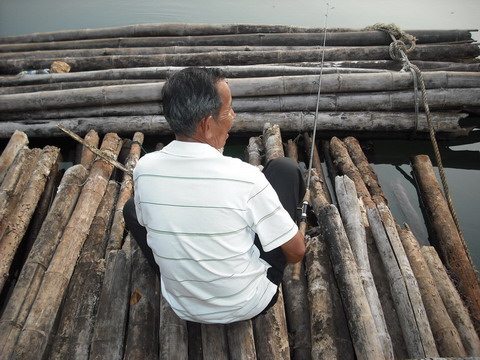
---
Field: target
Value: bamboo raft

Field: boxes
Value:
[0,23,480,360]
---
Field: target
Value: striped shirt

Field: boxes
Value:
[133,141,298,323]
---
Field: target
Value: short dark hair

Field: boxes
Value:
[161,67,227,137]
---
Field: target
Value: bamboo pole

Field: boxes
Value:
[0,111,471,140]
[3,72,480,112]
[0,145,60,293]
[0,164,88,359]
[89,239,132,360]
[0,130,28,184]
[232,88,480,113]
[317,204,385,359]
[411,154,480,333]
[10,132,122,360]
[397,225,467,357]
[335,175,394,360]
[0,24,472,44]
[1,43,478,74]
[0,65,390,88]
[0,111,469,140]
[49,180,119,360]
[421,246,480,357]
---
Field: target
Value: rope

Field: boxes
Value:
[378,25,473,266]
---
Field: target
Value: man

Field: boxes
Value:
[124,67,306,324]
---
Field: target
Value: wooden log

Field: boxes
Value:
[0,23,472,44]
[0,145,60,292]
[365,200,438,358]
[20,159,61,258]
[304,234,338,359]
[106,132,144,252]
[421,246,480,357]
[10,132,122,360]
[335,175,394,359]
[263,123,284,161]
[411,154,480,333]
[159,294,188,360]
[253,287,290,359]
[0,130,28,184]
[310,173,356,359]
[201,324,229,359]
[263,124,313,359]
[124,236,160,360]
[317,204,385,359]
[330,136,371,201]
[1,43,478,74]
[397,225,466,357]
[354,196,410,359]
[0,164,87,359]
[343,136,387,203]
[80,129,99,170]
[48,180,119,360]
[225,321,256,360]
[89,239,132,360]
[0,148,40,230]
[245,136,264,168]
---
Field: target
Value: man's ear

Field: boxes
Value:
[201,115,215,139]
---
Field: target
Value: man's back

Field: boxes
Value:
[133,140,297,323]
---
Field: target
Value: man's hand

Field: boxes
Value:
[281,230,306,264]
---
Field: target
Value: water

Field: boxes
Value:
[0,0,479,268]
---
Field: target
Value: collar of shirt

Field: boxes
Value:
[161,140,223,158]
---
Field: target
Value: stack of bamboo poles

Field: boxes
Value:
[0,23,479,138]
[0,125,479,359]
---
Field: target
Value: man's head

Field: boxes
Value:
[162,67,235,149]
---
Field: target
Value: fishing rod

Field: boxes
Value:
[293,2,331,280]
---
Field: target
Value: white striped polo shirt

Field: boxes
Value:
[133,140,298,323]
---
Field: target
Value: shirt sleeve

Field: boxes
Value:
[245,174,298,252]
[133,167,145,227]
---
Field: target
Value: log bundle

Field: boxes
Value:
[0,23,479,138]
[0,126,479,359]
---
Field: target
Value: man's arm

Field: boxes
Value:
[280,230,306,264]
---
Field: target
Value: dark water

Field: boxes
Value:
[0,0,479,268]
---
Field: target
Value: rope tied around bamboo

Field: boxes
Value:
[378,24,471,271]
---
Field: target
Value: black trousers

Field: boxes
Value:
[123,157,306,309]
